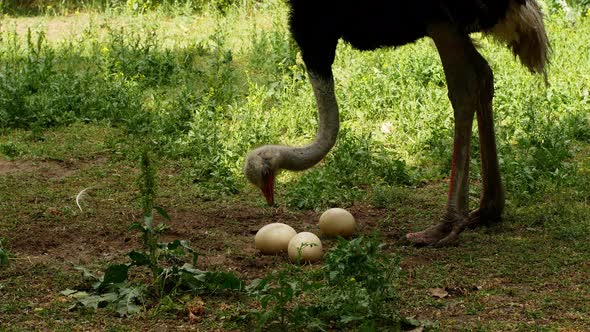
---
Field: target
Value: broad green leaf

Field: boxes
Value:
[74,266,100,281]
[77,294,104,309]
[69,291,90,299]
[102,264,129,285]
[99,292,118,303]
[117,302,142,316]
[60,289,78,296]
[116,286,145,316]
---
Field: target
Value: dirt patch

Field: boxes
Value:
[8,219,131,264]
[0,157,447,286]
[1,156,108,178]
[6,197,400,282]
[0,159,77,179]
[0,159,36,174]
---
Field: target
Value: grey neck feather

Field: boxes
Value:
[275,72,340,171]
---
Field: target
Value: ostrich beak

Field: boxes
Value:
[261,172,275,206]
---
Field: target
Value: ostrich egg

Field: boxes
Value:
[319,208,357,237]
[288,232,323,262]
[255,223,297,254]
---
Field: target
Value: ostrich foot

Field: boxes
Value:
[405,222,453,246]
[406,212,475,247]
[466,207,502,229]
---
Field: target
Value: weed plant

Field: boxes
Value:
[247,236,401,331]
[62,149,241,316]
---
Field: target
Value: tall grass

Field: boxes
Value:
[1,0,589,208]
[0,0,245,16]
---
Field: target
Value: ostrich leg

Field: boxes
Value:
[407,24,496,246]
[469,82,505,227]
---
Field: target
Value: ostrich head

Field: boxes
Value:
[243,146,282,206]
[243,74,339,207]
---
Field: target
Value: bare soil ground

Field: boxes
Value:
[2,155,400,277]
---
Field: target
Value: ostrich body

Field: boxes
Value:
[244,0,549,246]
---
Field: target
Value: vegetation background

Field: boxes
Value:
[0,0,589,330]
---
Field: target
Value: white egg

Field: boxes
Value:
[319,208,356,237]
[255,223,297,254]
[288,232,323,262]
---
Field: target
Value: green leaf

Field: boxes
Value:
[102,264,129,285]
[165,239,182,250]
[77,293,105,309]
[0,248,8,269]
[99,292,118,304]
[116,285,145,316]
[74,266,100,282]
[206,271,243,291]
[128,251,151,266]
[128,222,145,231]
[179,240,197,254]
[60,289,78,296]
[177,240,199,265]
[154,223,169,233]
[246,279,260,293]
[118,302,142,316]
[65,290,90,299]
[340,315,364,324]
[258,310,274,326]
[180,263,205,275]
[329,270,339,281]
[154,205,171,221]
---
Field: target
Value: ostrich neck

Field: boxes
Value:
[278,72,340,171]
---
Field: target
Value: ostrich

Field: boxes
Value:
[244,0,549,246]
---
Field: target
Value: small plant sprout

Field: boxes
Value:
[293,241,319,263]
[319,208,357,237]
[255,223,297,254]
[0,238,10,270]
[287,232,323,262]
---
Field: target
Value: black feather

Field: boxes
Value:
[288,0,514,77]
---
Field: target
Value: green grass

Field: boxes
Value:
[1,0,590,330]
